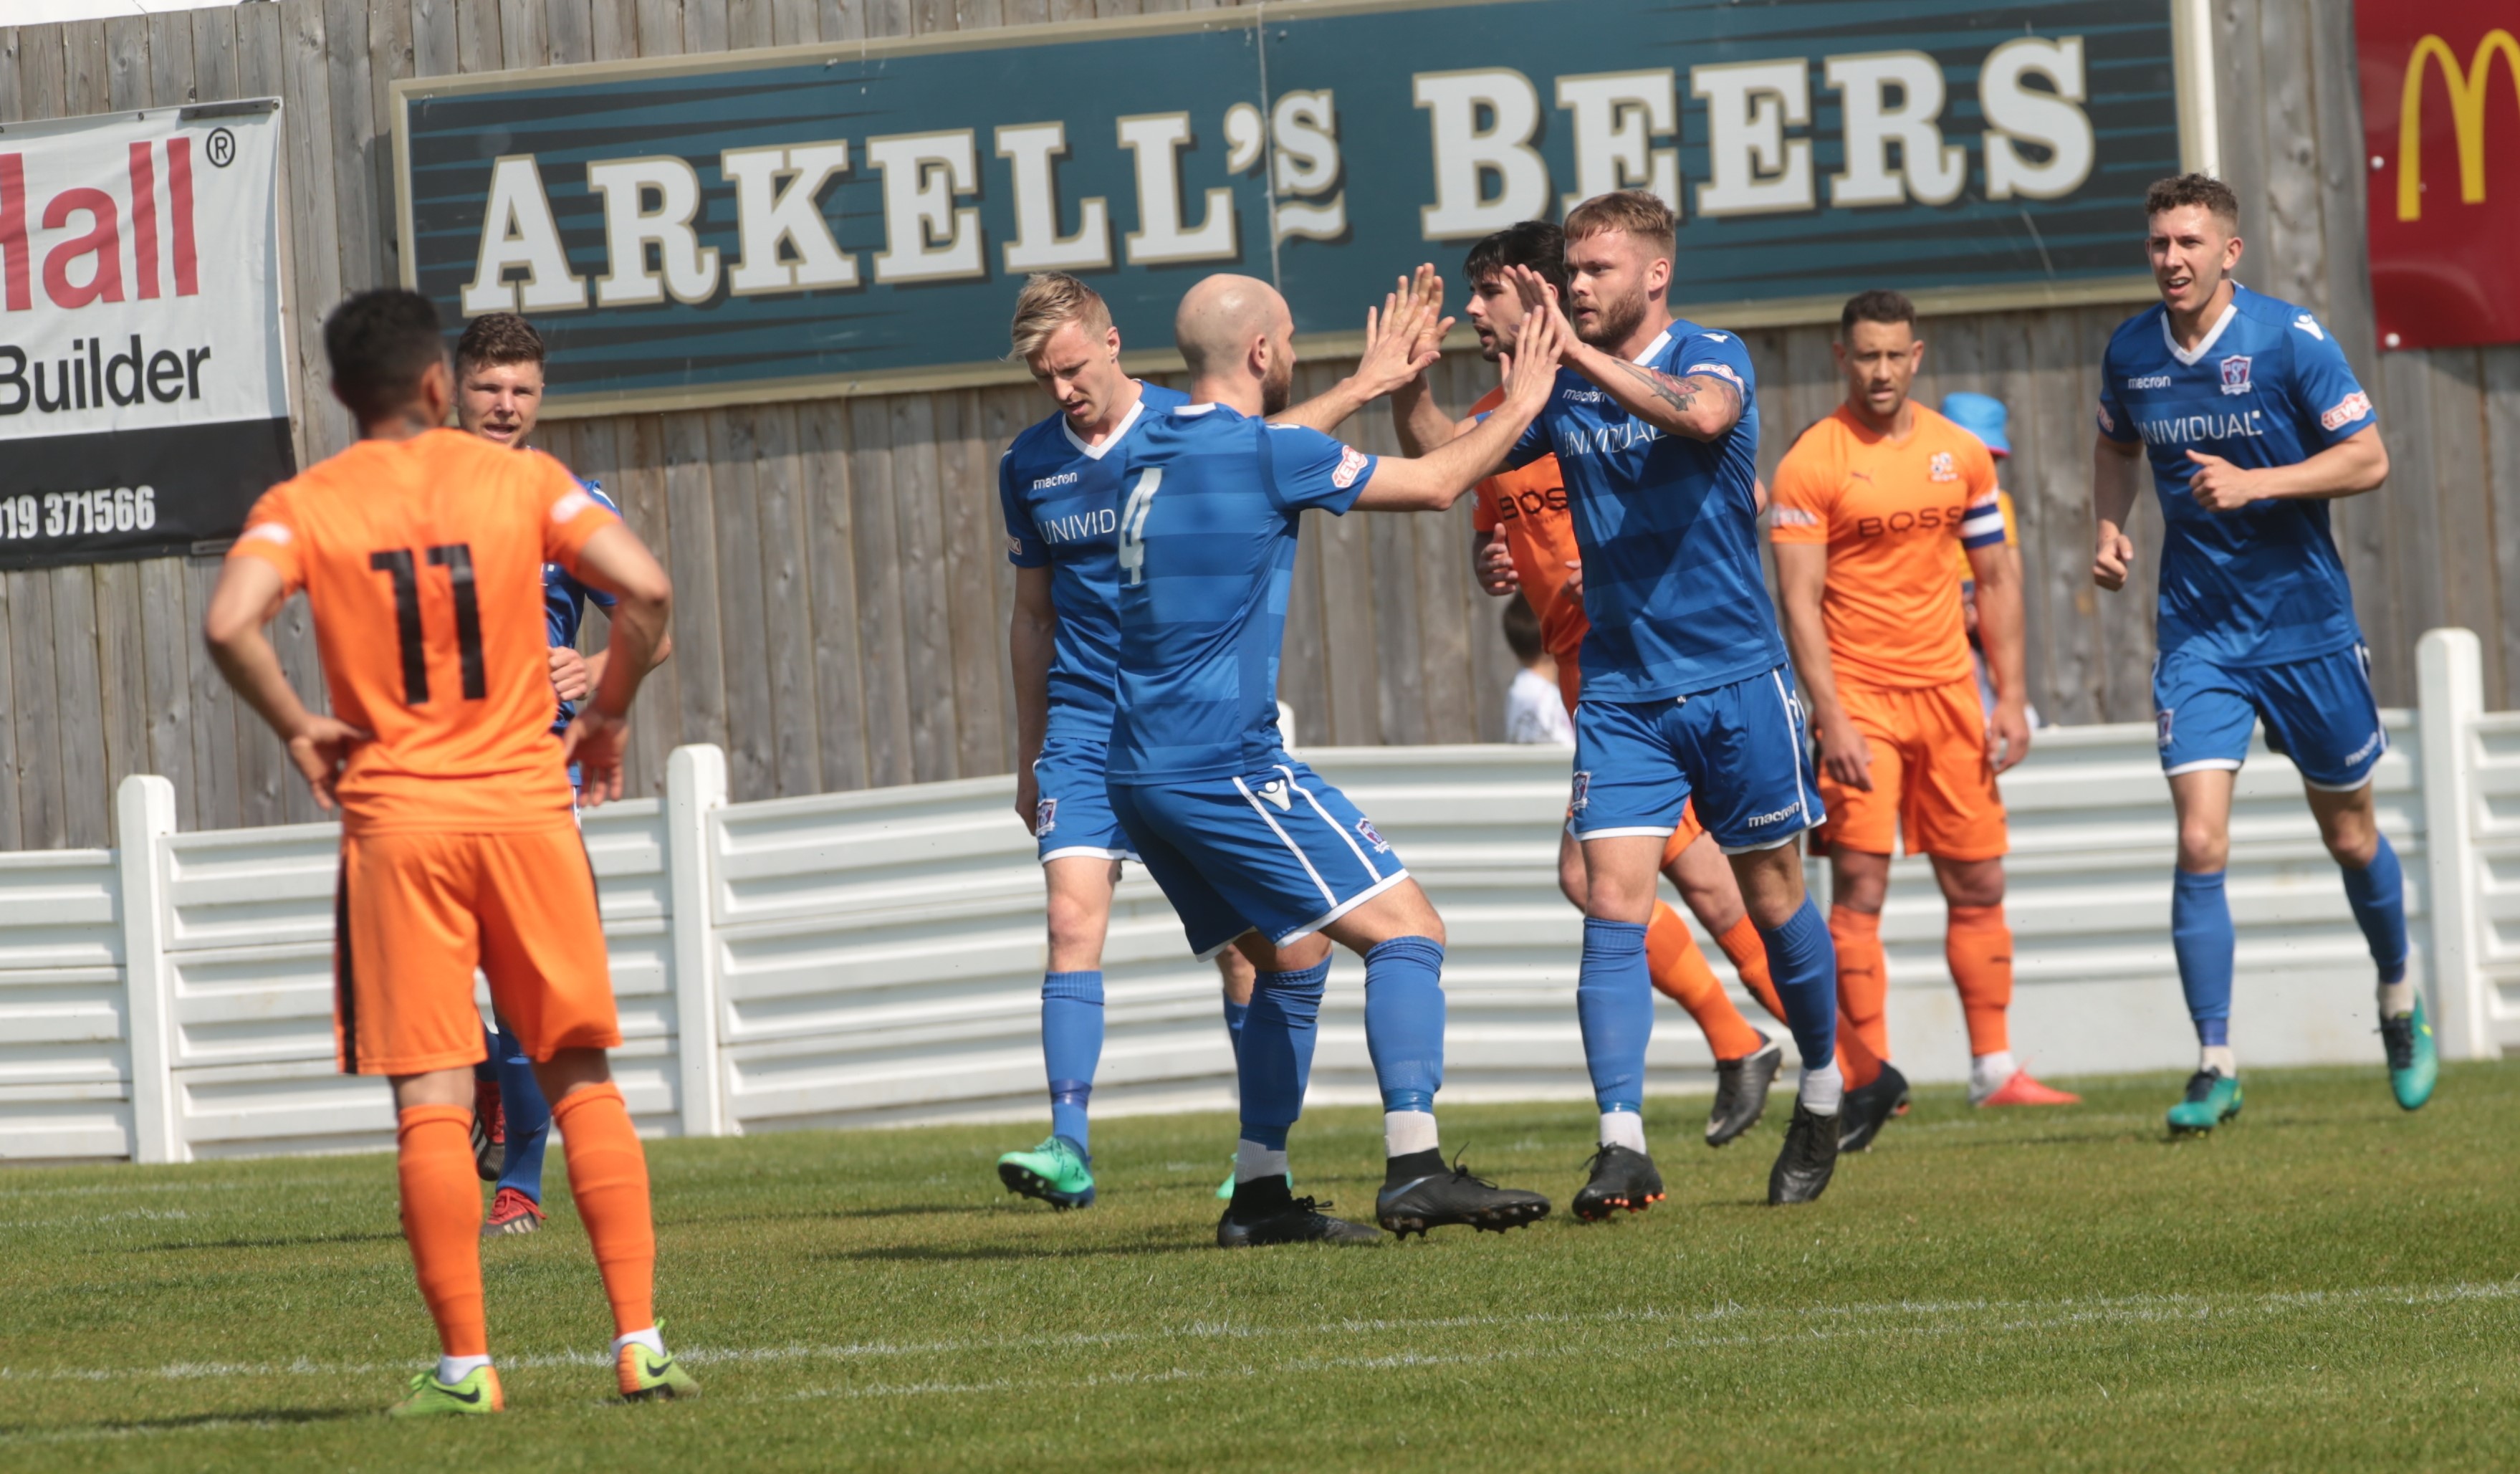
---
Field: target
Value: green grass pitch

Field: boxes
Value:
[2,1064,2515,1470]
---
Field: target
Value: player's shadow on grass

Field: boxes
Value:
[821,1237,1212,1263]
[41,1406,367,1437]
[138,1230,406,1253]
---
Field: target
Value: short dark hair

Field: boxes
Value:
[1464,220,1568,301]
[325,289,445,422]
[1839,288,1916,340]
[2144,173,2241,231]
[1502,593,1546,664]
[456,311,546,374]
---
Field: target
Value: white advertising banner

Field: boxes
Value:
[0,100,292,568]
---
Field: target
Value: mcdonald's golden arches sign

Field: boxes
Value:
[2360,4,2520,350]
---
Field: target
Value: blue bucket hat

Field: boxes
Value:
[1940,391,2011,457]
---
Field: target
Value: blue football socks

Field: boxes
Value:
[1237,958,1328,1152]
[2171,869,2234,1048]
[1222,995,1250,1065]
[1576,918,1652,1116]
[2340,835,2409,985]
[489,1020,549,1204]
[1755,899,1839,1077]
[1041,970,1105,1151]
[1363,937,1447,1114]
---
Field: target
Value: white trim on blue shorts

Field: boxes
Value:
[1280,764,1389,883]
[1720,831,1802,856]
[2162,757,2245,777]
[2301,770,2380,793]
[1279,869,1413,947]
[1040,846,1137,863]
[1771,669,1816,834]
[1569,824,1673,841]
[1194,927,1260,963]
[1232,774,1339,909]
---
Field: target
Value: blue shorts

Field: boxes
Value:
[1109,757,1409,959]
[1570,666,1825,853]
[2154,642,2386,790]
[1033,733,1139,863]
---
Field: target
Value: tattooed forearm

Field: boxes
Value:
[1604,360,1740,436]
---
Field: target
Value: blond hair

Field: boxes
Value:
[1007,272,1114,360]
[1563,189,1677,254]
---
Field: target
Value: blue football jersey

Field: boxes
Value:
[1504,322,1783,701]
[1000,383,1192,740]
[1104,403,1376,781]
[544,477,618,734]
[2097,285,2377,667]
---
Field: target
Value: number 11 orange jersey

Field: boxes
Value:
[227,427,621,836]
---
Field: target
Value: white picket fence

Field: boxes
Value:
[2,628,2510,1164]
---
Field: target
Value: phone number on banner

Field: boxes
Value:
[0,488,161,542]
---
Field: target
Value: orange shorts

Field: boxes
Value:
[1558,646,1706,863]
[1815,676,2008,861]
[333,825,621,1076]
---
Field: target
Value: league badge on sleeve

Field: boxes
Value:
[2218,355,2253,396]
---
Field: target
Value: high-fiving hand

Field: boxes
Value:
[1499,302,1567,416]
[1353,266,1454,399]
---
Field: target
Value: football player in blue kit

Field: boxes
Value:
[994,272,1450,1210]
[1500,190,1845,1206]
[449,312,674,1236]
[2090,174,2430,1131]
[1107,274,1561,1246]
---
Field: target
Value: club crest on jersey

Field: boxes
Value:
[2218,355,2253,396]
[1569,770,1591,813]
[1331,446,1370,489]
[1927,451,1957,483]
[1034,798,1058,836]
[1356,817,1391,853]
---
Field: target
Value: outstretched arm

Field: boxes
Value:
[1270,267,1453,434]
[1505,265,1741,442]
[1351,308,1563,511]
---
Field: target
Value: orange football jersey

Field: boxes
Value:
[1469,386,1587,671]
[228,428,619,835]
[1770,404,2001,689]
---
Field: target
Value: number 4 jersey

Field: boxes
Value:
[227,427,621,834]
[2097,284,2379,668]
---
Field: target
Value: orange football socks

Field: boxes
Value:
[1646,902,1765,1061]
[1947,904,2015,1057]
[1830,904,1890,1061]
[1728,912,1873,1083]
[550,1082,657,1338]
[396,1104,488,1358]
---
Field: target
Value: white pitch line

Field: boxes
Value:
[4,1279,2513,1393]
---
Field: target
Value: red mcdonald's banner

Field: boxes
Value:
[2359,5,2520,350]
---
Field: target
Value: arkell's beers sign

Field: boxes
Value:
[398,0,2195,416]
[0,102,293,570]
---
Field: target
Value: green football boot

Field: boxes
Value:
[617,1339,700,1402]
[2381,995,2438,1111]
[997,1134,1096,1209]
[386,1364,503,1417]
[2166,1069,2243,1134]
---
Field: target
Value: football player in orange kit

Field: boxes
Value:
[203,289,694,1416]
[1771,289,2080,1155]
[1390,224,1788,1218]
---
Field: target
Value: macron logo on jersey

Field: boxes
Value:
[2293,313,2326,341]
[2126,373,2172,389]
[1030,471,1081,491]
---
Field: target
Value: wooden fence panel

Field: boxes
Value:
[3,0,2517,836]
